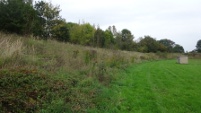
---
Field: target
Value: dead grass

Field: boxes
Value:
[0,38,23,58]
[0,32,181,74]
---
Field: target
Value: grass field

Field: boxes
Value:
[111,59,201,113]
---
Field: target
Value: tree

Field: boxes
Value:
[94,27,105,47]
[69,24,81,44]
[69,23,95,45]
[173,44,184,53]
[51,20,70,42]
[138,36,160,53]
[0,0,37,35]
[196,39,201,53]
[104,29,114,48]
[24,0,33,4]
[158,39,175,52]
[34,1,62,39]
[157,43,168,52]
[80,23,96,45]
[115,29,135,51]
[66,22,78,29]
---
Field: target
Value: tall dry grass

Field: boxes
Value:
[0,38,23,58]
[0,32,160,86]
[0,33,25,68]
[0,32,183,79]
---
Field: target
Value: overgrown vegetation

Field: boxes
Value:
[0,32,200,112]
[0,32,179,112]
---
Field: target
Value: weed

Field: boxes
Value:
[72,50,79,58]
[130,56,136,63]
[96,62,107,82]
[84,50,97,65]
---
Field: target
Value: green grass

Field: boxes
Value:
[111,59,201,113]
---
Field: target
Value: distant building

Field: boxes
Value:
[177,56,188,64]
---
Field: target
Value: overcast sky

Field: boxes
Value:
[49,0,201,52]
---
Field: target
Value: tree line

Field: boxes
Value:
[2,0,200,53]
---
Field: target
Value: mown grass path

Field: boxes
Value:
[112,59,201,113]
